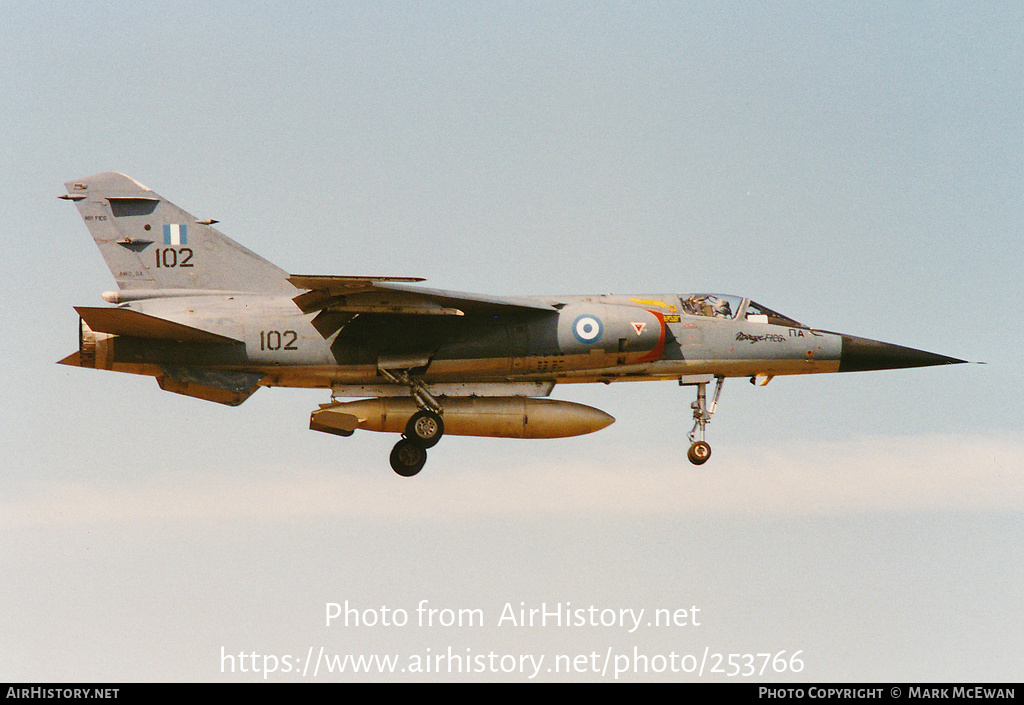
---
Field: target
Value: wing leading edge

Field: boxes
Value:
[289,275,558,320]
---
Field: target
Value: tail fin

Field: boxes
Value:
[63,173,292,294]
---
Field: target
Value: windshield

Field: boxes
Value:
[744,300,805,328]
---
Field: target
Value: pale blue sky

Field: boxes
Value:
[2,1,1021,681]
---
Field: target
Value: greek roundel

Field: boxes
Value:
[573,315,603,343]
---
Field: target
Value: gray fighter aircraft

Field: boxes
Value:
[60,173,967,475]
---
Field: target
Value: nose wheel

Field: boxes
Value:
[687,440,712,465]
[680,375,723,466]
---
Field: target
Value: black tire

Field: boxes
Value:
[390,438,427,477]
[405,410,444,449]
[687,441,711,466]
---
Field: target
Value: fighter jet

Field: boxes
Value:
[60,173,967,475]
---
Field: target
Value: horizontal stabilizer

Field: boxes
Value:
[75,306,241,345]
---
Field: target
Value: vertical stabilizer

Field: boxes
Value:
[63,173,292,293]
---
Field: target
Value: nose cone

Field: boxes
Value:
[839,335,967,373]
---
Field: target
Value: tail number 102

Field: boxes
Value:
[260,330,298,351]
[154,247,193,268]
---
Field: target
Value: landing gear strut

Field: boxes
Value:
[380,367,445,476]
[680,375,724,466]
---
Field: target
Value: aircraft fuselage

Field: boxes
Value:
[78,292,843,389]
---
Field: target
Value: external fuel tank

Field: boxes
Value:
[310,396,614,439]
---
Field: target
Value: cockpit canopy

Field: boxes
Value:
[678,294,805,328]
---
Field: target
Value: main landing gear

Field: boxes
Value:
[378,367,446,477]
[389,410,444,476]
[680,375,724,466]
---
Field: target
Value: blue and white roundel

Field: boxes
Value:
[573,315,603,343]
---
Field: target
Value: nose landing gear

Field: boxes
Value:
[687,440,712,465]
[680,375,723,466]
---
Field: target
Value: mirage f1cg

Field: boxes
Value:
[60,173,967,476]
